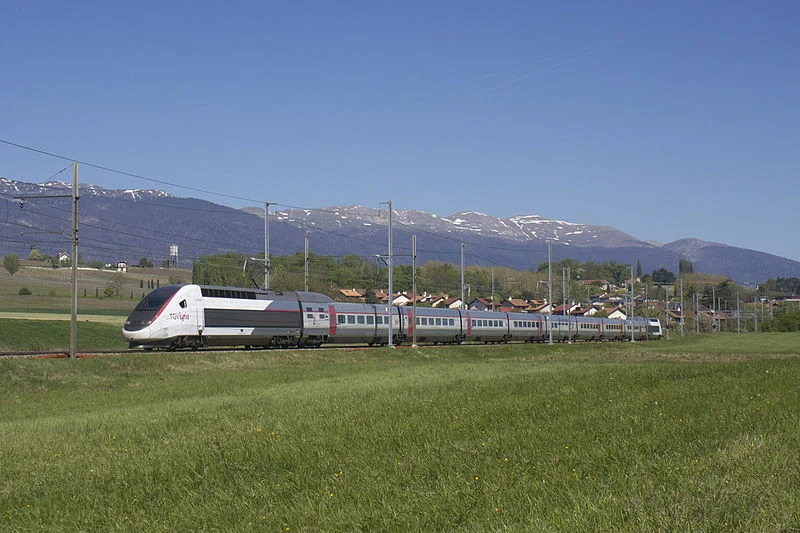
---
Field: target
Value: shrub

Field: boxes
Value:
[18,287,32,295]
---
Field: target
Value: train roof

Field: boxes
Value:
[196,285,333,303]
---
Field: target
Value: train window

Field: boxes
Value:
[338,315,346,324]
[179,299,187,309]
[306,307,312,312]
[357,316,365,324]
[347,315,356,324]
[449,319,454,326]
[366,316,374,325]
[376,316,383,325]
[434,318,440,326]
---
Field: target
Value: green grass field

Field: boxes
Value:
[2,336,800,531]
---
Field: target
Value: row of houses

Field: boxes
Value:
[337,289,631,319]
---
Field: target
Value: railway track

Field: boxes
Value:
[0,344,414,359]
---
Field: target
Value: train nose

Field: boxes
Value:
[122,325,151,342]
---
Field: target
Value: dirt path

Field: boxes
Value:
[0,312,124,325]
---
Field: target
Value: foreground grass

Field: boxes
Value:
[1,341,800,531]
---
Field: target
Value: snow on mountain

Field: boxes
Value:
[261,205,645,248]
[0,177,171,201]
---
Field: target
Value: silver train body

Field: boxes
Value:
[123,284,662,350]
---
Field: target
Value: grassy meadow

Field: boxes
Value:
[2,336,800,531]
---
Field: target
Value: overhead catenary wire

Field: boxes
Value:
[0,138,259,206]
[2,138,552,273]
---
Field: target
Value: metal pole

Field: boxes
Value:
[264,201,270,290]
[460,243,465,310]
[562,266,568,342]
[754,294,758,332]
[548,241,553,345]
[696,293,700,334]
[712,286,715,332]
[665,285,669,340]
[567,266,571,340]
[491,269,495,311]
[737,291,740,333]
[412,235,417,348]
[680,277,684,337]
[387,201,393,348]
[630,265,635,342]
[70,163,79,360]
[304,232,309,292]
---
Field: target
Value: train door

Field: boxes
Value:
[302,303,330,342]
[195,294,205,335]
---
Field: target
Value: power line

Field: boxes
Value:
[0,138,259,205]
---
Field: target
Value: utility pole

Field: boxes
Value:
[548,241,553,345]
[562,266,569,341]
[737,291,740,333]
[304,232,309,292]
[13,167,79,359]
[460,243,465,310]
[70,163,79,360]
[754,294,758,332]
[412,235,417,348]
[712,285,716,332]
[264,201,270,290]
[491,269,495,311]
[385,201,393,348]
[680,277,684,337]
[696,292,700,334]
[630,265,635,342]
[664,285,670,340]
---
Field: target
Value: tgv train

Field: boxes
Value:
[123,284,662,350]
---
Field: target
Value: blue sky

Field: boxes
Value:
[2,1,799,262]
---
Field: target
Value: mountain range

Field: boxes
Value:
[2,177,799,285]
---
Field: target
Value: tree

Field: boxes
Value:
[3,254,20,276]
[138,257,154,268]
[192,252,249,286]
[651,268,676,285]
[104,272,126,297]
[678,258,694,275]
[636,260,643,278]
[29,248,42,261]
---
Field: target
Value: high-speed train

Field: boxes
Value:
[123,284,662,350]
